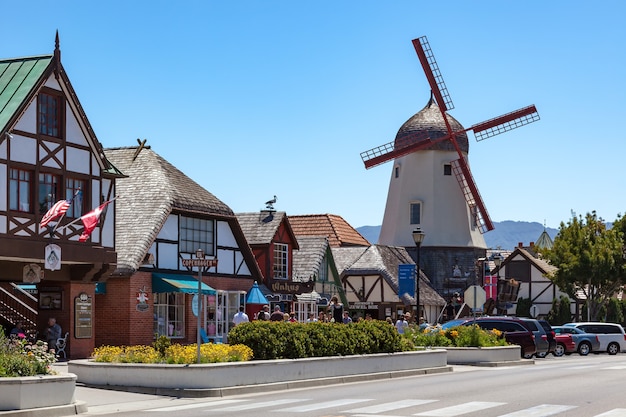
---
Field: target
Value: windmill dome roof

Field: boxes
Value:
[394,97,469,153]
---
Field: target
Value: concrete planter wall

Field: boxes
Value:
[445,345,522,365]
[0,373,77,411]
[70,350,448,395]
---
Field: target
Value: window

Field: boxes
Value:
[394,166,400,178]
[444,164,452,176]
[65,178,85,218]
[9,169,32,212]
[318,255,328,282]
[153,292,185,338]
[179,216,215,255]
[410,202,421,225]
[38,92,62,137]
[273,243,288,279]
[38,173,61,215]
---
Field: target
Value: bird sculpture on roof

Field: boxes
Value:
[265,195,277,210]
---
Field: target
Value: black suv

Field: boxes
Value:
[442,316,536,358]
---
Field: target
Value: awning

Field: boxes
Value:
[152,273,216,295]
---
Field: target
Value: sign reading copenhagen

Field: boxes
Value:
[181,258,218,268]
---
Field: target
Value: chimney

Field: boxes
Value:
[530,242,534,247]
[518,242,523,248]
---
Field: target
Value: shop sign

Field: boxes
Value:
[270,280,314,294]
[75,292,92,339]
[136,286,149,312]
[23,264,43,283]
[44,244,62,271]
[350,302,379,309]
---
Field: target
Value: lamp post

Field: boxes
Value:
[412,228,425,321]
[195,248,204,363]
[492,253,503,314]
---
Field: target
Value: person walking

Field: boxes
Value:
[328,295,344,323]
[395,313,410,334]
[342,311,353,324]
[257,305,270,320]
[270,305,284,321]
[232,306,249,326]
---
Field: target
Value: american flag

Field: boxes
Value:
[39,199,71,229]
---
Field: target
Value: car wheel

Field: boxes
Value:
[536,352,547,358]
[607,342,620,355]
[553,343,565,357]
[578,342,591,356]
[522,352,533,359]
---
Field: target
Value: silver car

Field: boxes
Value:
[553,325,601,355]
[563,322,626,355]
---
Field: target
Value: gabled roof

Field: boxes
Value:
[236,211,299,250]
[332,244,446,306]
[504,247,557,276]
[293,236,329,282]
[105,146,235,274]
[0,33,122,177]
[535,229,554,250]
[0,55,52,133]
[288,214,370,247]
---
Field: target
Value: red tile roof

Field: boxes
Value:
[288,214,370,248]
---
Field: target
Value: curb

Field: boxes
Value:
[0,401,87,417]
[76,365,453,398]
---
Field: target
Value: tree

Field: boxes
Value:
[542,212,625,321]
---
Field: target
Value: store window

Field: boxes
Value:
[38,173,61,215]
[153,293,185,338]
[9,168,32,212]
[273,243,288,279]
[179,216,214,256]
[38,92,62,138]
[65,178,85,218]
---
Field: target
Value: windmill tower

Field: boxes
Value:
[360,36,539,295]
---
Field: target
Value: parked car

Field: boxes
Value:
[552,331,576,357]
[552,325,600,355]
[441,317,536,358]
[519,318,556,358]
[563,322,626,355]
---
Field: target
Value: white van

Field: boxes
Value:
[564,322,626,355]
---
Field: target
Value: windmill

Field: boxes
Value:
[360,36,540,294]
[362,36,539,234]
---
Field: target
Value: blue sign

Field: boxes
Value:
[398,264,416,298]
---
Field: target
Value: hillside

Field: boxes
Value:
[356,221,559,251]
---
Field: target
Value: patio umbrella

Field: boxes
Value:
[246,281,269,305]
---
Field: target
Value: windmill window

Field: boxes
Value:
[395,166,400,178]
[38,91,63,138]
[444,164,452,176]
[410,202,421,225]
[9,168,32,212]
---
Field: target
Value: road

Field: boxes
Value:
[77,353,626,417]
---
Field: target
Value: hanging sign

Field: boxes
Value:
[23,263,43,283]
[45,244,62,271]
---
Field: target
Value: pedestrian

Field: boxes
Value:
[270,305,284,321]
[283,313,291,322]
[257,305,270,320]
[289,312,298,322]
[10,321,26,339]
[342,311,352,324]
[395,313,409,334]
[45,317,62,352]
[307,312,318,322]
[318,311,327,322]
[232,306,249,325]
[328,295,344,323]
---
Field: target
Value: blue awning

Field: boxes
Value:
[152,273,216,295]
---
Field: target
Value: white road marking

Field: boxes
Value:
[497,404,576,416]
[414,401,505,416]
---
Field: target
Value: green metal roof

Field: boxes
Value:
[0,55,52,133]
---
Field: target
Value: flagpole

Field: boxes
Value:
[56,196,118,233]
[50,189,82,235]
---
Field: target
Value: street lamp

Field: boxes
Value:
[492,253,503,314]
[412,227,425,321]
[195,248,204,363]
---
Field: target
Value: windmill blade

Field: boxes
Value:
[471,105,539,142]
[450,158,494,233]
[413,36,454,112]
[360,130,432,169]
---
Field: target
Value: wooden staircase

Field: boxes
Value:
[0,283,38,337]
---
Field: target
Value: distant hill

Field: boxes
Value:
[356,221,559,251]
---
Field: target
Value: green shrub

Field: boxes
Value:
[404,324,508,348]
[227,320,405,360]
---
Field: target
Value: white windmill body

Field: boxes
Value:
[378,99,486,250]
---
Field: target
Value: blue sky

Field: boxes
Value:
[4,1,625,230]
